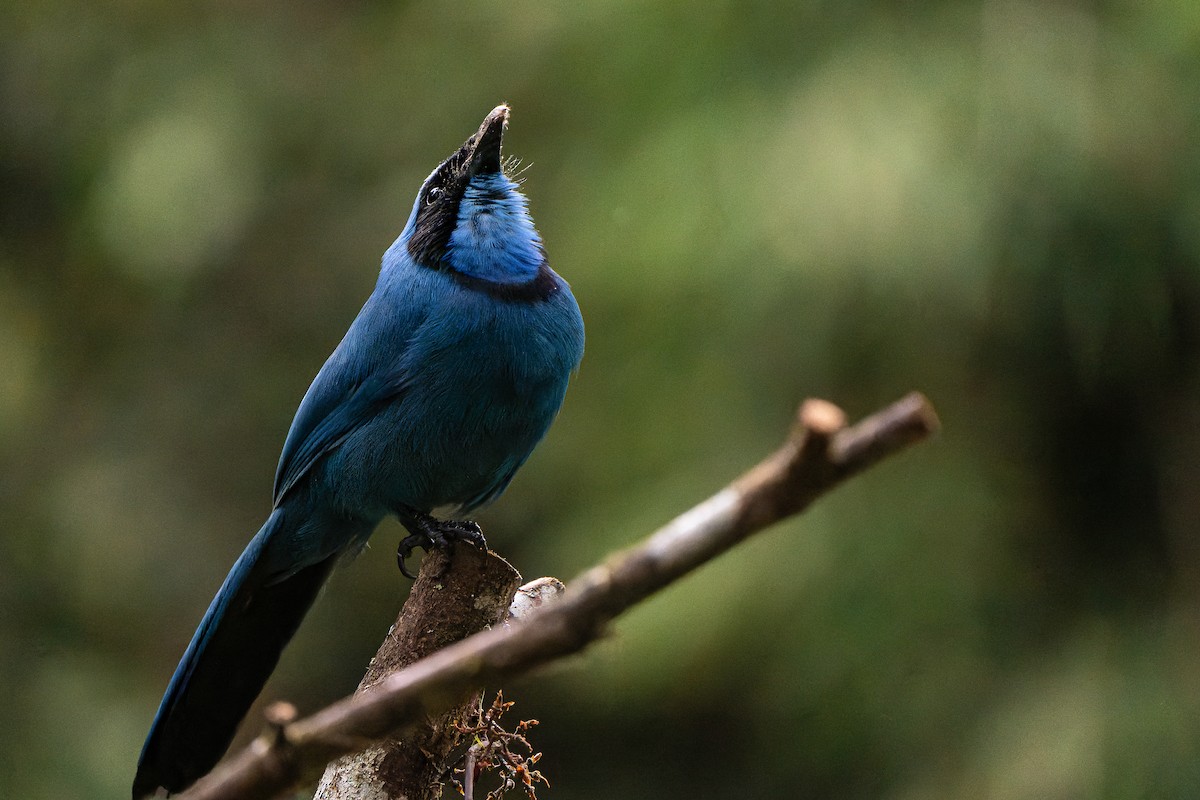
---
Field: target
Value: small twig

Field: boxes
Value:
[263,703,298,750]
[463,746,476,800]
[178,392,939,800]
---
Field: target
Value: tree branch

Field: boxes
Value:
[311,544,522,800]
[177,392,940,800]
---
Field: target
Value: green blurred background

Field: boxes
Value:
[4,1,1200,797]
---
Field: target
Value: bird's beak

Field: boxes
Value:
[468,105,509,177]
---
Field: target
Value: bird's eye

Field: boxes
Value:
[425,187,443,205]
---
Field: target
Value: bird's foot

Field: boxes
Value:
[396,512,487,579]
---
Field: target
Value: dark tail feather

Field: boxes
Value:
[133,509,337,798]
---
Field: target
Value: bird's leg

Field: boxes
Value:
[395,507,488,579]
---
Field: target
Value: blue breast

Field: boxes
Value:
[316,257,584,518]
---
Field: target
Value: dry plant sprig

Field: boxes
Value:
[448,692,548,800]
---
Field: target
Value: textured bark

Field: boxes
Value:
[312,543,521,800]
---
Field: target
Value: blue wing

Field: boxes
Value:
[272,298,421,506]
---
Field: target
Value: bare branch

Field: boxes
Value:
[309,554,563,799]
[311,544,521,800]
[178,392,940,800]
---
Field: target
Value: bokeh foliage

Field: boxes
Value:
[3,1,1199,797]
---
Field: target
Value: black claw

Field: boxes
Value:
[396,533,424,579]
[394,511,488,579]
[443,519,487,550]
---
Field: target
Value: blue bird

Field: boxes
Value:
[133,105,584,798]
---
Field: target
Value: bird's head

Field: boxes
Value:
[400,105,544,285]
